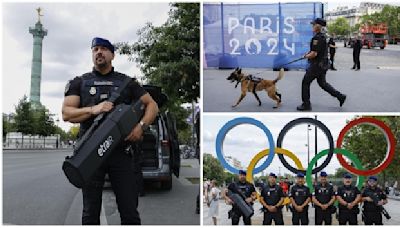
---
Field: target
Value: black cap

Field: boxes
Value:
[296,172,305,178]
[343,173,352,179]
[311,18,327,27]
[320,171,328,177]
[239,170,246,175]
[91,37,115,53]
[269,172,277,178]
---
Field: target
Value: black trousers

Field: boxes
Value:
[338,209,358,225]
[231,210,251,225]
[315,207,332,225]
[364,211,383,225]
[329,52,335,69]
[263,210,284,225]
[82,149,140,225]
[301,65,343,105]
[353,52,360,69]
[292,209,309,225]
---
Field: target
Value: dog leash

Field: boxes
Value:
[252,57,306,75]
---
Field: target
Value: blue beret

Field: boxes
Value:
[320,171,328,177]
[296,172,305,178]
[368,176,378,181]
[239,170,246,175]
[91,37,114,53]
[269,172,277,178]
[343,173,352,178]
[311,18,327,27]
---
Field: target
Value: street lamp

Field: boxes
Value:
[306,124,312,164]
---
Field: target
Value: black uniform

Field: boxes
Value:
[227,181,256,225]
[65,67,146,225]
[352,39,362,70]
[328,38,336,70]
[301,32,345,107]
[260,184,284,225]
[313,183,334,225]
[336,185,361,225]
[290,184,311,225]
[362,186,387,225]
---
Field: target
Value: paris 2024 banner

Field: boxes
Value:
[203,2,324,69]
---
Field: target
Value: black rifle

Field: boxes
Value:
[364,190,391,220]
[227,183,254,219]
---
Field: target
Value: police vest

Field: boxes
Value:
[338,185,359,210]
[291,185,310,206]
[262,184,282,206]
[79,71,134,136]
[363,187,385,212]
[314,184,333,205]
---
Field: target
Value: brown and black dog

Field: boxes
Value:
[226,68,284,108]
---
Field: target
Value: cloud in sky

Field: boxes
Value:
[2,2,171,131]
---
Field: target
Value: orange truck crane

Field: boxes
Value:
[360,23,388,49]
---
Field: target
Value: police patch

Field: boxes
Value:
[313,39,318,45]
[64,81,71,95]
[89,87,97,95]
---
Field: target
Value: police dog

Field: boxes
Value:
[226,68,284,108]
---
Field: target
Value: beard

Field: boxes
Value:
[94,55,108,69]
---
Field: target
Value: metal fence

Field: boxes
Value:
[3,132,62,149]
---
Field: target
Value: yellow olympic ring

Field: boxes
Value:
[246,148,305,202]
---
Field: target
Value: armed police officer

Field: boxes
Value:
[362,176,388,225]
[260,173,285,225]
[289,173,311,225]
[62,37,159,225]
[312,171,335,225]
[336,173,361,225]
[297,18,346,111]
[224,170,257,225]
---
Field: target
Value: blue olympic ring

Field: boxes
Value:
[215,117,275,174]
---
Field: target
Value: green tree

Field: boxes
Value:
[13,95,35,135]
[33,105,57,136]
[203,153,226,184]
[115,3,199,104]
[342,116,400,185]
[327,17,351,37]
[68,124,80,140]
[334,167,348,178]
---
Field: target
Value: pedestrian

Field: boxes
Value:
[297,18,346,111]
[312,171,335,225]
[352,36,362,71]
[224,170,257,225]
[361,176,388,225]
[289,172,311,225]
[204,179,209,203]
[260,173,285,225]
[208,179,221,225]
[335,173,361,225]
[62,37,159,225]
[328,37,337,70]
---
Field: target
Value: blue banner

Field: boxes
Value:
[203,2,324,69]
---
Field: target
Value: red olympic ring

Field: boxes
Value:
[336,117,396,176]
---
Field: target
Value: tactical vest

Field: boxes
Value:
[338,185,359,211]
[78,71,134,137]
[315,184,333,204]
[292,184,310,206]
[262,184,281,206]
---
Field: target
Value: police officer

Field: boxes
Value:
[312,171,335,225]
[224,170,257,225]
[289,173,311,225]
[362,176,388,225]
[260,172,285,225]
[62,37,159,225]
[328,37,337,71]
[336,173,361,225]
[297,18,346,111]
[352,36,362,71]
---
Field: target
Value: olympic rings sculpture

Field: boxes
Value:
[215,117,396,189]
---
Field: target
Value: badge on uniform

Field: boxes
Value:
[89,87,97,95]
[295,192,299,196]
[267,192,270,196]
[313,39,318,45]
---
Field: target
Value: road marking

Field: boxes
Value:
[377,66,400,70]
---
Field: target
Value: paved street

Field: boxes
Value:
[3,150,200,225]
[203,44,400,112]
[203,198,400,225]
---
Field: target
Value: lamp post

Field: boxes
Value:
[306,124,312,164]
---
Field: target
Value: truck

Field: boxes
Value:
[360,23,388,49]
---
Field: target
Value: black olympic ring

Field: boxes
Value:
[276,118,334,175]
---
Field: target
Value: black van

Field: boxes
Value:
[141,85,181,190]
